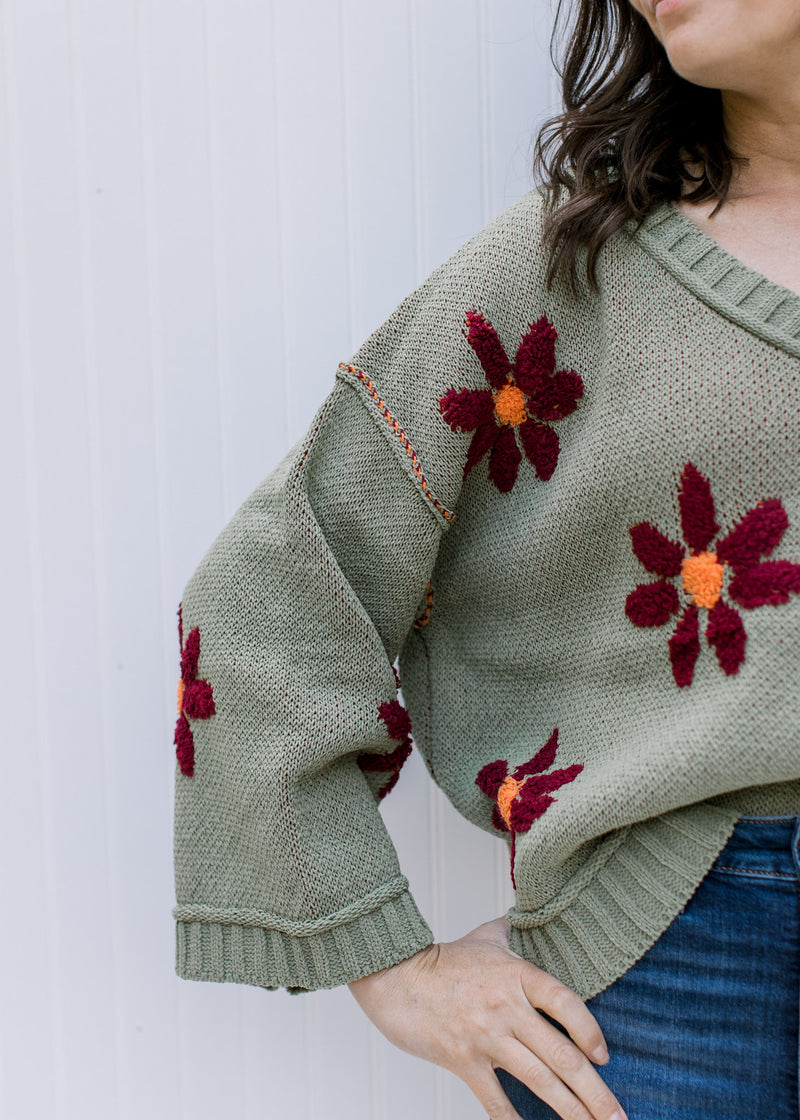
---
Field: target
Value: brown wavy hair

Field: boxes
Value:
[534,0,747,294]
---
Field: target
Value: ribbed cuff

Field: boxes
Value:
[507,805,741,1001]
[173,878,434,992]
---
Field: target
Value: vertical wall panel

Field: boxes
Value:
[1,3,559,1118]
[271,0,352,442]
[412,0,489,270]
[0,0,64,1113]
[202,0,290,515]
[485,0,561,212]
[4,2,117,1117]
[138,0,226,583]
[70,1,182,1116]
[340,0,419,343]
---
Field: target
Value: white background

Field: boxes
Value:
[1,1,560,1116]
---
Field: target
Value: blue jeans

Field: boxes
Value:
[497,815,800,1119]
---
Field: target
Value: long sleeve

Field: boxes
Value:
[171,185,553,991]
[172,367,456,991]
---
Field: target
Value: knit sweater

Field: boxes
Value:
[172,185,800,1001]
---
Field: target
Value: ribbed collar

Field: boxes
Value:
[630,200,800,360]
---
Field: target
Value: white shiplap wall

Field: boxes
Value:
[1,1,560,1117]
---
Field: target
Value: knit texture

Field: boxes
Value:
[173,186,800,999]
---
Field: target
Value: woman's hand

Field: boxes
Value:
[348,916,627,1120]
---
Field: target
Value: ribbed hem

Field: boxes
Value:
[174,880,434,992]
[631,202,800,360]
[507,805,741,1001]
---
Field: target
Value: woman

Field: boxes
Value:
[171,1,800,1117]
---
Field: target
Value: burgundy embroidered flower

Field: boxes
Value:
[625,463,800,687]
[439,311,584,493]
[174,604,216,777]
[357,666,413,799]
[475,729,583,888]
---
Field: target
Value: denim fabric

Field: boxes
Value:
[497,815,800,1120]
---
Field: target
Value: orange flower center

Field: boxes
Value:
[681,550,725,609]
[497,775,522,827]
[493,382,527,427]
[176,678,185,715]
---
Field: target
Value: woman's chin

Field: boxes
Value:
[661,44,747,92]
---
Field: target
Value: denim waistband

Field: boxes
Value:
[711,814,800,880]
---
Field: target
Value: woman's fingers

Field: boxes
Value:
[519,965,610,1065]
[467,1068,524,1120]
[510,1014,627,1120]
[492,1041,597,1120]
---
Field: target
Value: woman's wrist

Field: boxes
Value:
[348,941,438,997]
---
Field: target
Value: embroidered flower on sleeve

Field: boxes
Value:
[357,666,413,799]
[625,463,800,687]
[438,311,584,493]
[475,729,583,888]
[174,604,216,777]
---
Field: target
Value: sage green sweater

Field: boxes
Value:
[172,186,800,1001]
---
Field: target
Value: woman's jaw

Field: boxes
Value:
[629,0,800,99]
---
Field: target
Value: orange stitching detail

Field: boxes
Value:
[413,581,434,629]
[339,363,455,522]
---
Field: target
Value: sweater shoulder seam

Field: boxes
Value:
[336,362,456,528]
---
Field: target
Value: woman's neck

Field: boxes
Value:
[676,116,800,297]
[719,88,800,205]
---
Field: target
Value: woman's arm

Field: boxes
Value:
[173,376,445,989]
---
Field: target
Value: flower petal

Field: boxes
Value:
[491,804,510,833]
[464,310,512,389]
[706,599,746,676]
[716,499,789,572]
[377,698,412,741]
[180,627,201,680]
[358,737,413,773]
[476,758,510,799]
[668,604,699,687]
[438,387,495,432]
[527,370,585,422]
[359,734,413,799]
[182,679,216,719]
[678,463,719,553]
[513,728,559,779]
[514,316,557,395]
[518,419,559,480]
[488,426,522,492]
[509,793,554,831]
[464,420,499,478]
[728,560,800,608]
[174,713,195,777]
[629,522,685,577]
[625,580,680,627]
[517,764,584,799]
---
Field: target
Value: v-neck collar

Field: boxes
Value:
[629,199,800,360]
